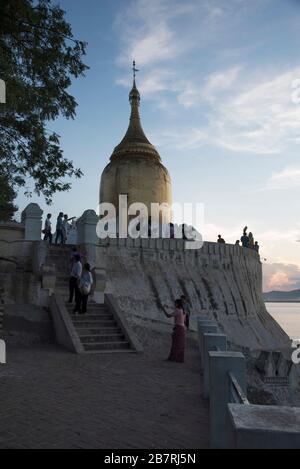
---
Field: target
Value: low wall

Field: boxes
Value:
[3,304,54,345]
[94,239,290,351]
[0,240,50,305]
[0,222,25,242]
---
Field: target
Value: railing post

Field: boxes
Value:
[197,320,218,367]
[209,351,246,449]
[0,286,6,364]
[203,333,227,399]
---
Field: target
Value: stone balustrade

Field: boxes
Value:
[197,319,300,449]
[98,236,260,259]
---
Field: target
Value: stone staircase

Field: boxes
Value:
[65,302,132,353]
[48,245,136,354]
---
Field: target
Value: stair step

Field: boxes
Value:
[72,320,116,327]
[65,304,108,311]
[75,327,122,335]
[83,349,136,355]
[70,315,113,321]
[83,341,131,351]
[78,334,125,343]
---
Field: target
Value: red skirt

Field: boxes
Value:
[168,325,186,363]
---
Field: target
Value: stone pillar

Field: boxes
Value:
[0,286,4,339]
[0,286,5,364]
[197,321,218,367]
[21,203,43,241]
[209,351,246,449]
[77,210,99,245]
[77,211,105,302]
[203,333,227,399]
[92,268,106,304]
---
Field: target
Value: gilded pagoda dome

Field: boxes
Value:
[100,65,172,222]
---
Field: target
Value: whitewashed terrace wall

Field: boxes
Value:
[95,239,290,351]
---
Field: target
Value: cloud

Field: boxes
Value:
[115,0,265,73]
[115,0,196,68]
[211,67,300,154]
[202,66,243,101]
[263,263,300,292]
[260,166,300,191]
[151,65,300,154]
[115,0,300,154]
[123,24,178,67]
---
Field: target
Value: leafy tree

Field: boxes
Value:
[0,174,18,222]
[0,0,88,203]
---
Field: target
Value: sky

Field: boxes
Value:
[15,0,300,292]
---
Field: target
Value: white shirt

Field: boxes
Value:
[80,271,93,288]
[71,261,82,279]
[45,219,52,232]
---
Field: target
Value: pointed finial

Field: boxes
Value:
[132,60,139,81]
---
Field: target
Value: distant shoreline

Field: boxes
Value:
[265,300,300,303]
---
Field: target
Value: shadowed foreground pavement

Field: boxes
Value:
[0,333,209,449]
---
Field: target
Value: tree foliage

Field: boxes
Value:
[0,174,18,222]
[0,0,88,203]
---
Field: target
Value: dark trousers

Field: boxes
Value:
[55,229,64,245]
[44,231,52,244]
[69,276,77,303]
[75,290,89,314]
[185,314,190,330]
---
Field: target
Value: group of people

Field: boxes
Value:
[68,247,93,315]
[239,226,260,252]
[217,226,260,253]
[43,213,76,245]
[162,295,191,364]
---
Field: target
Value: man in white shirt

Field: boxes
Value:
[69,254,82,309]
[43,214,52,244]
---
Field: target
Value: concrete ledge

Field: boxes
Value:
[105,294,143,353]
[228,404,300,449]
[198,321,218,366]
[50,294,84,354]
[209,351,246,449]
[203,333,227,399]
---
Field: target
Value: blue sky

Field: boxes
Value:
[16,0,300,291]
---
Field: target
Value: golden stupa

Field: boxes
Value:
[100,63,172,223]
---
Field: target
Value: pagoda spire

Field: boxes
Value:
[110,62,161,161]
[129,61,141,120]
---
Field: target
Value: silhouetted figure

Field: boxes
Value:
[254,241,260,253]
[148,216,152,238]
[249,232,255,249]
[217,235,225,244]
[71,254,82,310]
[55,212,64,245]
[43,214,52,244]
[76,263,93,315]
[162,299,187,363]
[181,295,192,330]
[169,223,175,239]
[241,226,250,248]
[63,214,71,244]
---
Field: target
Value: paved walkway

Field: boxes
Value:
[0,333,209,449]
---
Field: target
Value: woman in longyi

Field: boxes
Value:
[162,299,187,363]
